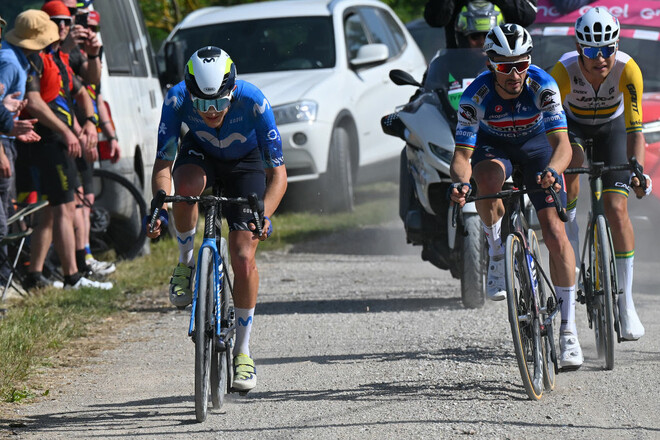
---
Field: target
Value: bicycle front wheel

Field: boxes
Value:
[528,229,556,392]
[195,247,214,422]
[505,233,544,400]
[593,215,616,370]
[211,238,231,410]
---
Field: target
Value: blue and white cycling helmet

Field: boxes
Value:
[484,24,533,58]
[184,46,237,101]
[575,7,620,47]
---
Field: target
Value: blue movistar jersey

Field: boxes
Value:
[454,65,567,151]
[156,79,284,168]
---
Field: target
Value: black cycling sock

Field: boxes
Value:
[75,249,87,272]
[64,272,82,286]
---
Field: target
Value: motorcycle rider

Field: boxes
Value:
[449,24,583,370]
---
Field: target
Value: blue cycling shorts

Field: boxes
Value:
[471,132,567,212]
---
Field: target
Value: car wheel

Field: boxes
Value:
[321,126,354,213]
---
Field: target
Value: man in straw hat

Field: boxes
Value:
[0,10,59,288]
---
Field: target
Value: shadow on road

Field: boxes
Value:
[258,296,462,315]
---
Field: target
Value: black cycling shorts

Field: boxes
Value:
[75,156,94,195]
[173,132,266,231]
[568,113,630,197]
[15,135,80,206]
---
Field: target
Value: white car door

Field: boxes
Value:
[344,7,425,167]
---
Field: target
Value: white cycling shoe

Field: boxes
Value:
[559,333,583,371]
[619,303,645,341]
[487,255,506,301]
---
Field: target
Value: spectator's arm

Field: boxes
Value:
[26,90,81,158]
[0,103,14,134]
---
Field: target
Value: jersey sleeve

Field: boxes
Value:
[619,58,644,134]
[535,74,567,135]
[250,89,284,168]
[156,83,185,161]
[549,61,571,102]
[454,85,483,152]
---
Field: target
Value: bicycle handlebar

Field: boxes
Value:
[451,185,567,228]
[148,190,264,236]
[565,156,646,200]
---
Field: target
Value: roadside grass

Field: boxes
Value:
[0,182,398,403]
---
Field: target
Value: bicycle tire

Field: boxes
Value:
[505,233,544,400]
[211,238,231,409]
[195,247,214,422]
[594,215,615,370]
[461,214,486,309]
[90,169,147,260]
[527,229,556,392]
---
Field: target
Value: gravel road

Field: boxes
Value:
[3,218,660,439]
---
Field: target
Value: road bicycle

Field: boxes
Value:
[564,154,646,371]
[148,188,264,422]
[453,178,564,400]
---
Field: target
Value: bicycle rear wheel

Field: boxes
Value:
[505,233,544,400]
[593,215,615,370]
[528,229,556,391]
[211,238,231,409]
[90,169,147,260]
[195,247,214,422]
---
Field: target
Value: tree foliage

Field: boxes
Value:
[139,0,426,49]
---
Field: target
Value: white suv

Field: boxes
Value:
[159,0,426,211]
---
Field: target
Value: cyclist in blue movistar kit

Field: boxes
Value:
[449,24,582,370]
[146,46,287,392]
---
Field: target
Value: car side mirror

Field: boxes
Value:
[350,43,389,68]
[162,41,186,88]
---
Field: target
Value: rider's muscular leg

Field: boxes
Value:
[538,208,575,287]
[230,230,260,356]
[565,144,584,267]
[604,193,634,253]
[172,164,207,232]
[473,160,506,225]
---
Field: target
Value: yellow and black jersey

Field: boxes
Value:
[550,50,643,133]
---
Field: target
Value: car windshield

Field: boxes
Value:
[170,16,336,74]
[530,30,660,93]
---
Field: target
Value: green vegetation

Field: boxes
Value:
[0,183,398,403]
[139,0,426,49]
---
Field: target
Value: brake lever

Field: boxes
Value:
[248,193,264,237]
[629,156,646,200]
[148,189,167,234]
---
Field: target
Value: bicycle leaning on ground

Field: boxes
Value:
[148,188,264,422]
[564,153,646,371]
[453,177,565,400]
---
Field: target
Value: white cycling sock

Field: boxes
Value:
[234,307,255,357]
[616,254,635,310]
[484,218,503,258]
[565,201,580,268]
[556,285,577,335]
[176,228,196,267]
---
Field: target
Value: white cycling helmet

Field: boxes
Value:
[575,7,620,47]
[484,24,533,58]
[184,46,237,100]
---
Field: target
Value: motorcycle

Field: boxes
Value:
[382,48,490,309]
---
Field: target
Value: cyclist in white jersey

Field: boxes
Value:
[550,7,652,341]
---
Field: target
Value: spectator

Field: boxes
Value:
[16,2,110,290]
[0,10,58,287]
[68,7,118,277]
[424,0,538,48]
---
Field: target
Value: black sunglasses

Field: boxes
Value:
[51,17,72,27]
[86,24,99,33]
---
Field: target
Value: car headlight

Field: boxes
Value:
[273,101,318,125]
